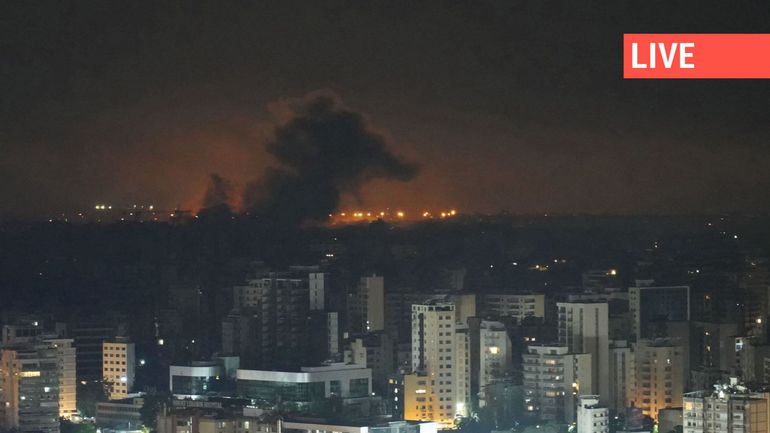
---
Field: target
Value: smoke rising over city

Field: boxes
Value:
[241,94,420,225]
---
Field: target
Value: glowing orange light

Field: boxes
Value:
[396,211,405,218]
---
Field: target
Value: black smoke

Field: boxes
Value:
[198,173,234,218]
[244,94,420,225]
[202,173,232,208]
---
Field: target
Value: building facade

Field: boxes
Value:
[404,302,469,428]
[629,285,690,340]
[481,294,546,322]
[577,395,609,433]
[46,338,77,419]
[103,338,136,400]
[629,339,685,421]
[522,345,593,423]
[236,363,372,407]
[683,380,770,433]
[477,321,513,407]
[557,302,610,401]
[0,341,61,433]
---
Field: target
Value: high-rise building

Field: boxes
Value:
[348,275,386,333]
[609,340,634,413]
[683,379,770,433]
[387,372,406,420]
[577,395,610,433]
[230,270,313,369]
[522,345,593,423]
[477,321,512,407]
[309,272,330,311]
[582,270,621,293]
[449,295,476,326]
[221,309,259,367]
[1,321,44,346]
[629,339,685,421]
[0,341,62,433]
[692,321,739,374]
[404,301,469,428]
[628,286,690,340]
[454,325,471,418]
[740,259,770,338]
[326,312,341,361]
[63,319,127,383]
[102,338,135,400]
[385,292,432,344]
[348,332,395,395]
[481,294,545,322]
[46,338,77,419]
[737,340,770,383]
[557,302,610,401]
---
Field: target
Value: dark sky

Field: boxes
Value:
[3,0,770,218]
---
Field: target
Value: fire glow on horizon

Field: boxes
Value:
[329,208,458,223]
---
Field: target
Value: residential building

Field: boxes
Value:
[46,338,77,419]
[404,301,470,428]
[481,294,546,322]
[629,339,685,421]
[558,302,610,400]
[0,341,61,433]
[67,319,127,382]
[103,338,135,400]
[609,340,634,413]
[157,405,275,433]
[229,269,314,370]
[628,286,690,340]
[348,275,386,333]
[477,321,512,407]
[683,379,770,433]
[577,395,609,433]
[522,345,593,423]
[347,332,394,395]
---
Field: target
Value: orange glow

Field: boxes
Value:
[327,208,459,224]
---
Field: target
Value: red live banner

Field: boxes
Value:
[624,34,770,79]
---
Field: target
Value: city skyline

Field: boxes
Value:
[6,3,770,433]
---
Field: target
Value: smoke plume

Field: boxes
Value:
[244,94,420,225]
[202,173,233,209]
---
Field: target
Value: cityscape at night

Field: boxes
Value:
[5,3,770,433]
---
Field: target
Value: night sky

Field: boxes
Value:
[4,1,770,218]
